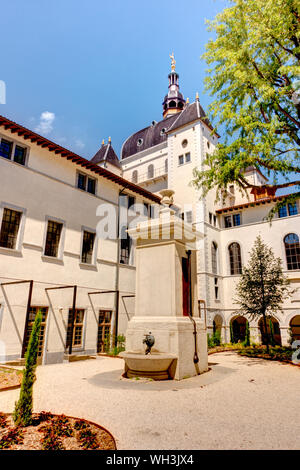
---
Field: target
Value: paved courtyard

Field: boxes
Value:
[0,352,299,449]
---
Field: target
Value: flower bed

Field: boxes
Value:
[0,367,22,391]
[0,412,116,450]
[238,345,298,365]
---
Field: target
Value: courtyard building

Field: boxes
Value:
[0,60,299,364]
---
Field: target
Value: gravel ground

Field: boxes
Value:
[0,351,299,450]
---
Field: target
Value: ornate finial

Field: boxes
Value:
[196,91,199,101]
[169,52,176,72]
[108,136,111,143]
[102,139,105,145]
[186,97,190,104]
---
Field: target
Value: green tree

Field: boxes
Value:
[13,309,43,426]
[235,236,293,352]
[192,0,300,212]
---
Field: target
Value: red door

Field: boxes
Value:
[182,257,190,316]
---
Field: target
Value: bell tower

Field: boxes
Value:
[162,53,186,118]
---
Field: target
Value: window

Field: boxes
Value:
[128,195,135,211]
[233,214,241,226]
[147,164,154,179]
[97,310,112,353]
[182,139,188,148]
[213,215,217,226]
[143,203,149,218]
[185,211,192,224]
[228,242,242,275]
[284,233,300,270]
[66,309,85,348]
[81,231,95,264]
[165,159,168,173]
[288,203,298,216]
[185,152,191,163]
[224,213,241,228]
[209,212,213,225]
[0,208,22,249]
[44,220,63,257]
[178,155,184,165]
[224,216,232,228]
[211,242,218,274]
[214,277,219,300]
[23,307,48,357]
[278,203,298,218]
[0,139,12,159]
[77,172,96,195]
[87,178,96,194]
[120,231,131,264]
[132,170,138,183]
[0,138,27,165]
[14,145,27,165]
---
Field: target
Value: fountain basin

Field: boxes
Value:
[120,351,177,380]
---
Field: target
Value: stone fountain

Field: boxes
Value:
[120,190,208,380]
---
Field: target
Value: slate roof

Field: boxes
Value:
[121,101,217,160]
[91,142,121,169]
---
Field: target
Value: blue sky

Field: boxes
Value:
[0,0,228,158]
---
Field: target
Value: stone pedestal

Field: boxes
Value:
[124,190,208,380]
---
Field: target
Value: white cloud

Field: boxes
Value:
[35,111,55,135]
[75,139,85,150]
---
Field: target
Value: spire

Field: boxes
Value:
[162,53,185,118]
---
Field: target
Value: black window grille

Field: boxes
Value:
[81,231,95,264]
[66,309,85,348]
[284,233,300,270]
[0,208,21,249]
[44,220,63,257]
[0,139,12,160]
[14,145,26,165]
[211,242,218,274]
[229,242,242,275]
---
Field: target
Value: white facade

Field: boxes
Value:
[0,67,299,364]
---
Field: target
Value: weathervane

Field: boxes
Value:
[170,52,176,72]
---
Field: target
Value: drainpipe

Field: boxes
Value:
[186,250,199,365]
[114,186,128,346]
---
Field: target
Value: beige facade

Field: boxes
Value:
[0,121,157,364]
[0,64,299,364]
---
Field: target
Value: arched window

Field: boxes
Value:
[165,159,168,173]
[284,233,300,270]
[147,164,154,179]
[132,170,138,183]
[211,242,218,274]
[169,100,176,108]
[228,242,242,275]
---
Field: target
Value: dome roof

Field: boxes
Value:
[121,101,216,160]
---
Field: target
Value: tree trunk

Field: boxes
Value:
[262,309,270,354]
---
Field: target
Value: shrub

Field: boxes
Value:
[13,309,43,427]
[243,321,250,347]
[74,419,90,431]
[77,428,99,449]
[41,429,65,450]
[104,334,126,356]
[0,427,24,449]
[0,412,8,429]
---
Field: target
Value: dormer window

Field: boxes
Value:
[160,128,166,136]
[137,138,143,147]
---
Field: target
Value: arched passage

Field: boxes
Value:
[258,316,282,346]
[230,316,247,343]
[290,315,300,342]
[213,314,223,334]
